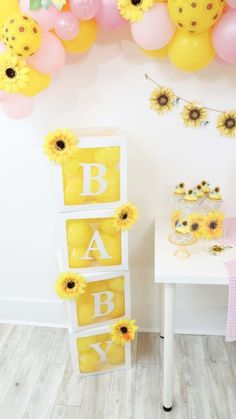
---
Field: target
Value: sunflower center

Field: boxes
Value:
[67,280,75,289]
[55,140,66,150]
[191,223,199,231]
[225,117,235,129]
[131,0,142,5]
[120,211,128,220]
[209,221,217,230]
[190,109,200,120]
[6,67,16,79]
[158,95,168,106]
[120,326,128,334]
[202,181,206,186]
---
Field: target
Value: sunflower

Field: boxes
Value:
[113,203,138,231]
[203,211,224,240]
[216,111,236,137]
[187,213,204,239]
[181,103,208,128]
[149,87,175,114]
[0,53,29,93]
[171,210,182,230]
[43,129,78,164]
[118,0,153,22]
[111,319,138,345]
[55,272,86,299]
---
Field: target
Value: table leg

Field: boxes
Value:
[163,283,175,412]
[160,284,164,339]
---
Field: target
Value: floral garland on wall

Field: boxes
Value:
[0,0,236,118]
[146,74,236,138]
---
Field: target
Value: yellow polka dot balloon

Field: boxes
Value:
[168,0,226,34]
[2,13,42,58]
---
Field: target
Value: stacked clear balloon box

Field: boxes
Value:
[0,0,235,118]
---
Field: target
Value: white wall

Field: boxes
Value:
[0,26,235,334]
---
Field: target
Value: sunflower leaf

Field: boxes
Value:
[201,120,210,127]
[173,97,180,106]
[30,0,42,10]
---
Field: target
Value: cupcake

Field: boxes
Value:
[184,189,198,202]
[207,187,222,210]
[175,220,190,234]
[201,180,210,194]
[173,220,193,244]
[174,182,185,196]
[209,186,222,201]
[194,184,205,198]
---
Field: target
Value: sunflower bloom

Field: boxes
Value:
[217,111,236,137]
[0,53,29,93]
[111,319,138,345]
[43,129,78,164]
[55,272,86,299]
[187,213,204,239]
[182,103,208,128]
[203,211,224,240]
[118,0,153,22]
[113,203,138,231]
[150,87,175,114]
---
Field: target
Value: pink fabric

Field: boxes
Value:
[225,259,236,342]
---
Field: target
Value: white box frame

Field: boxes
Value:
[69,324,132,377]
[58,209,129,272]
[53,128,127,213]
[65,271,131,332]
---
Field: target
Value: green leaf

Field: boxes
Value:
[30,0,42,10]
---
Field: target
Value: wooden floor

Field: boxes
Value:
[1,325,236,419]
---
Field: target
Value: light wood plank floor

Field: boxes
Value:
[1,325,236,419]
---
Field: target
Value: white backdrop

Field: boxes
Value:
[0,26,235,334]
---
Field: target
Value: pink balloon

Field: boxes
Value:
[95,0,126,28]
[70,0,99,20]
[227,0,236,8]
[213,10,236,64]
[55,12,79,40]
[131,4,175,50]
[1,95,34,119]
[27,32,65,75]
[19,0,58,31]
[0,91,10,101]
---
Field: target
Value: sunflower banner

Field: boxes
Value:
[146,74,236,138]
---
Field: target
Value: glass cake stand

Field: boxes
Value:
[169,233,197,259]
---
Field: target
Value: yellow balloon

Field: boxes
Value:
[64,177,84,205]
[77,335,99,352]
[95,147,120,168]
[141,45,168,58]
[62,156,83,177]
[168,0,225,34]
[107,276,124,293]
[79,349,100,373]
[69,246,91,268]
[99,218,116,236]
[67,220,92,247]
[107,344,125,365]
[62,19,97,54]
[95,168,120,203]
[168,29,215,72]
[77,300,94,325]
[0,0,19,40]
[84,280,109,294]
[110,292,125,319]
[20,68,51,96]
[2,13,42,57]
[77,147,96,163]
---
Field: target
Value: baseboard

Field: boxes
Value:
[0,297,67,328]
[0,298,227,337]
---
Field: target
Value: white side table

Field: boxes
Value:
[154,217,235,412]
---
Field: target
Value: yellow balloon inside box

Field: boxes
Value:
[62,147,121,206]
[76,277,126,327]
[67,218,122,269]
[77,333,126,374]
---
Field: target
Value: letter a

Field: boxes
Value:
[81,230,111,260]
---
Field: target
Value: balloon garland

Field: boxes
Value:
[0,0,235,119]
[146,74,236,138]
